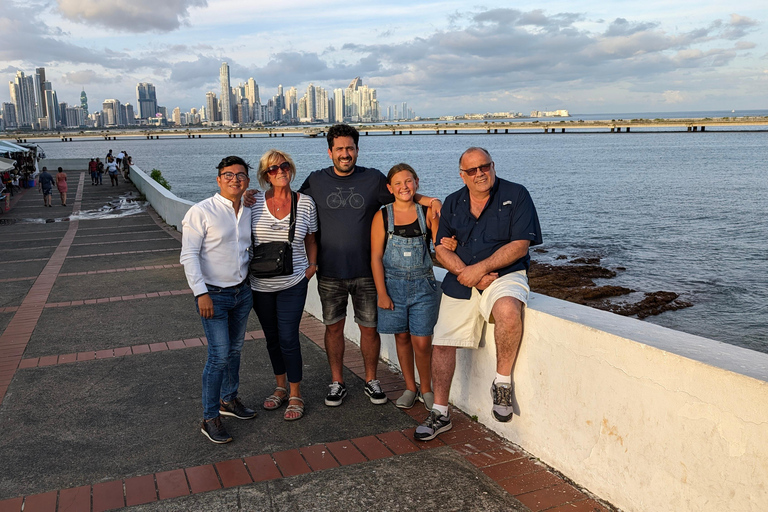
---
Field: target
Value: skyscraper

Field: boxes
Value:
[334,89,344,123]
[102,99,121,127]
[219,62,232,126]
[34,68,47,120]
[136,82,157,119]
[80,89,89,115]
[205,92,219,123]
[10,71,36,128]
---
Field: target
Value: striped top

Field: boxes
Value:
[249,190,318,292]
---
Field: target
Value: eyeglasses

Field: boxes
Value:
[460,162,493,177]
[266,162,292,176]
[219,172,249,181]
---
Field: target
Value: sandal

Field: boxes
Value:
[284,397,304,421]
[263,387,288,410]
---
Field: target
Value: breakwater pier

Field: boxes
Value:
[1,162,766,511]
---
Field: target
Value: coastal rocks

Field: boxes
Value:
[528,258,692,319]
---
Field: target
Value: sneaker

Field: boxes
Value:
[364,379,388,405]
[491,381,514,422]
[414,409,452,441]
[419,391,435,412]
[219,397,256,420]
[325,381,348,407]
[395,389,418,409]
[200,416,232,444]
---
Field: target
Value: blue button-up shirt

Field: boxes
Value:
[436,177,542,300]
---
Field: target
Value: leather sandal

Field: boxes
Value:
[263,387,288,410]
[284,397,304,421]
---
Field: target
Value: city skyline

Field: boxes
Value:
[0,1,766,116]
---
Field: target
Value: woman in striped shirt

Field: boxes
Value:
[250,149,318,421]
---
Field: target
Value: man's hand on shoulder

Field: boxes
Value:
[429,198,442,219]
[243,189,257,207]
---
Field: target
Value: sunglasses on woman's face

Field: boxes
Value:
[266,162,292,175]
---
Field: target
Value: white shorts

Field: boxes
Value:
[433,270,529,349]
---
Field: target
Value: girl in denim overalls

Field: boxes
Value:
[371,163,440,410]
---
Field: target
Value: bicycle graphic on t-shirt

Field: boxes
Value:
[326,187,364,209]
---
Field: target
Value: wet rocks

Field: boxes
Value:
[528,258,692,319]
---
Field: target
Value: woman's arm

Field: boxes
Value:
[370,210,393,310]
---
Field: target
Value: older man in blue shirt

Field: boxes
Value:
[415,147,542,441]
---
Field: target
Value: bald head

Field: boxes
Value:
[459,147,492,169]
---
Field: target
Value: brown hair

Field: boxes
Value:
[386,163,419,184]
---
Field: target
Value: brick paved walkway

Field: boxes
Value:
[0,173,613,511]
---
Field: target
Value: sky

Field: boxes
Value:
[1,0,767,117]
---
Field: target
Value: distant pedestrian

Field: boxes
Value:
[88,158,98,185]
[96,158,104,185]
[180,155,256,444]
[106,156,119,186]
[122,154,131,182]
[56,167,68,206]
[38,167,54,207]
[116,150,125,168]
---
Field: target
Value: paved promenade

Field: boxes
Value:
[0,173,611,511]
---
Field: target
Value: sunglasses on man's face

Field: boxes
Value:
[460,162,493,177]
[266,162,292,175]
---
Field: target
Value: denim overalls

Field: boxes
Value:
[377,204,440,336]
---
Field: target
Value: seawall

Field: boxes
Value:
[143,173,768,512]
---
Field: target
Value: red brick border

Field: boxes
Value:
[16,330,265,369]
[58,263,182,277]
[42,288,192,308]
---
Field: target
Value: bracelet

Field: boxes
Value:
[308,263,318,267]
[429,198,440,205]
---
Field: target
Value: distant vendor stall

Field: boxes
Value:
[0,140,44,187]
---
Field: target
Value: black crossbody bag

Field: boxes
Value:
[249,192,297,278]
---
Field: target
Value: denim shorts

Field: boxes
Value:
[377,275,440,337]
[317,276,378,328]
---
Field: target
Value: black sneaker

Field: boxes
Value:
[491,381,514,422]
[200,416,232,444]
[325,381,347,407]
[219,397,256,420]
[414,409,452,441]
[364,379,388,405]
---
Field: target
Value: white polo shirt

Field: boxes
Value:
[180,193,251,297]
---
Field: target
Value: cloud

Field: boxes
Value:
[61,69,114,84]
[56,0,207,32]
[0,2,168,71]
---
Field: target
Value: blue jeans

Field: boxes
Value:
[252,278,308,383]
[198,280,253,420]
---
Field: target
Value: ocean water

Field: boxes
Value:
[36,128,768,353]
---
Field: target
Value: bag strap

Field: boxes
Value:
[288,191,298,244]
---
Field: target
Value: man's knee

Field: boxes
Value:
[491,297,523,327]
[325,319,344,336]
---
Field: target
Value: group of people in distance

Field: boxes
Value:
[88,149,132,187]
[180,123,542,445]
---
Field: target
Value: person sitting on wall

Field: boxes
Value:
[414,147,542,441]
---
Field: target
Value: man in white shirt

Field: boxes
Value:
[180,155,256,444]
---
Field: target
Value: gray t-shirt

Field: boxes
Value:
[299,166,393,279]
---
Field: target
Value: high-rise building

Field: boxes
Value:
[334,89,344,123]
[136,82,157,119]
[205,92,219,123]
[1,103,17,129]
[285,87,298,123]
[102,99,121,126]
[44,87,58,129]
[172,107,181,125]
[124,103,135,125]
[10,71,36,128]
[219,62,232,126]
[80,89,89,114]
[34,68,47,120]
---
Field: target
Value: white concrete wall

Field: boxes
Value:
[130,165,194,231]
[304,276,768,512]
